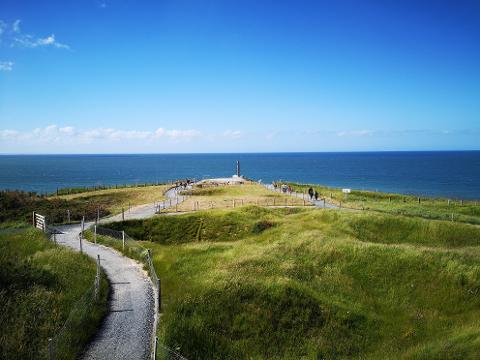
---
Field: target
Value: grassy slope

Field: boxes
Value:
[0,228,109,360]
[287,182,480,225]
[57,184,170,214]
[0,184,169,225]
[103,207,480,359]
[163,183,307,213]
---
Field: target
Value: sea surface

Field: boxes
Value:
[0,152,479,199]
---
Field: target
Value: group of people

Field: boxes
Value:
[308,187,320,201]
[272,182,320,201]
[272,182,292,193]
[174,179,193,189]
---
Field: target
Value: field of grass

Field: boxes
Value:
[57,184,170,214]
[0,184,169,225]
[0,228,109,360]
[161,182,308,213]
[99,206,480,359]
[54,181,168,196]
[286,182,480,225]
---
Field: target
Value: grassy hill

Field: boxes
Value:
[0,228,109,360]
[0,184,169,226]
[161,182,307,213]
[100,206,480,359]
[286,182,480,225]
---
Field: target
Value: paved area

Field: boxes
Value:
[50,185,189,359]
[55,222,154,360]
[264,184,339,209]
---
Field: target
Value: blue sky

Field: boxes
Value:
[0,0,479,153]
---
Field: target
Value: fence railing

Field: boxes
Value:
[154,339,188,360]
[92,225,174,359]
[47,259,103,360]
[154,195,189,214]
[33,213,104,360]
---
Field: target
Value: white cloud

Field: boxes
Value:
[0,129,20,139]
[336,130,373,137]
[165,129,201,138]
[0,125,202,145]
[12,19,21,33]
[222,130,243,139]
[0,19,71,50]
[59,126,75,135]
[0,61,14,71]
[14,33,70,50]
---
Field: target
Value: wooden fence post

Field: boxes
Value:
[67,209,70,224]
[157,278,162,312]
[81,216,85,238]
[122,231,125,252]
[94,225,97,244]
[122,208,125,221]
[32,211,36,226]
[48,338,55,360]
[153,336,158,360]
[95,254,100,300]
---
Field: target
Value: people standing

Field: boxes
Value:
[314,190,319,201]
[308,187,314,200]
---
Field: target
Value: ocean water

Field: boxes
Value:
[0,152,479,199]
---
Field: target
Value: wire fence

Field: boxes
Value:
[32,215,105,360]
[47,272,102,360]
[92,225,180,359]
[154,339,188,360]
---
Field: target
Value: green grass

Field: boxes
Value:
[0,228,109,360]
[0,184,169,225]
[165,182,307,213]
[286,182,480,225]
[100,206,480,359]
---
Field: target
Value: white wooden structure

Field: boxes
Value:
[33,211,47,232]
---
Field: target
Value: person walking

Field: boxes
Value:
[314,190,319,201]
[308,187,314,200]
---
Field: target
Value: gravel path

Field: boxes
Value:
[55,222,154,360]
[50,185,189,359]
[99,186,190,224]
[264,184,339,209]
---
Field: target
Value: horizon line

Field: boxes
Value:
[1,149,479,156]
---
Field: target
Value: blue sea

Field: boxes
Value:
[0,152,479,199]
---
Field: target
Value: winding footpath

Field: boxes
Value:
[56,223,153,359]
[53,186,187,360]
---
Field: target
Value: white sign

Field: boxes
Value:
[342,188,351,194]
